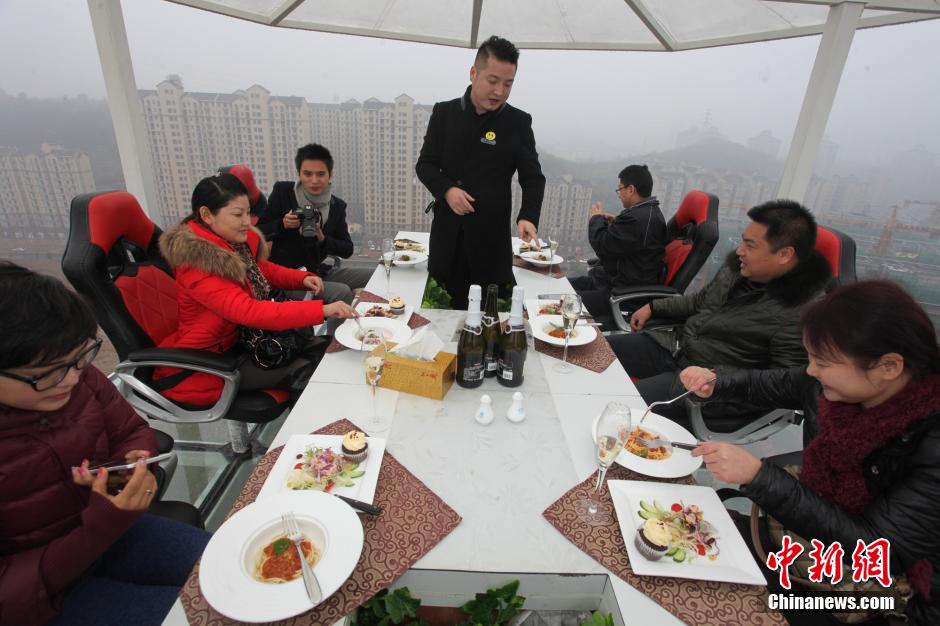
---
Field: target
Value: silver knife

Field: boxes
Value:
[537,293,572,300]
[335,494,383,515]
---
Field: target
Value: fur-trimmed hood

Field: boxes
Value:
[722,249,832,308]
[159,221,266,284]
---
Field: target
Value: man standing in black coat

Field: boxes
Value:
[258,144,372,304]
[571,164,666,316]
[416,35,546,308]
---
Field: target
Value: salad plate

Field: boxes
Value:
[256,434,386,504]
[511,237,548,255]
[392,250,428,266]
[199,491,364,622]
[355,301,414,325]
[520,250,563,267]
[608,480,765,585]
[591,411,702,478]
[334,317,411,351]
[530,314,596,347]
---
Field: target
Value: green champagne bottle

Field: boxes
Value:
[497,286,527,388]
[456,284,485,388]
[482,284,500,378]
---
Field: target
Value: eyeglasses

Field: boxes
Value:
[0,339,102,392]
[615,185,631,194]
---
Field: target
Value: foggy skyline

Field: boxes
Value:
[2,0,940,167]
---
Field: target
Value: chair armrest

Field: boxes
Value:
[608,286,681,332]
[109,357,240,425]
[610,285,679,298]
[321,254,342,272]
[128,347,238,371]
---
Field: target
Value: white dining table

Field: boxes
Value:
[163,231,683,626]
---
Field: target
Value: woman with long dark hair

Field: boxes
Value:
[681,280,940,624]
[155,173,355,405]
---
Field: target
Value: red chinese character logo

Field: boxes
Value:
[766,535,805,590]
[807,539,845,584]
[851,538,892,587]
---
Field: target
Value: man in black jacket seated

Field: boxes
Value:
[609,199,831,425]
[570,164,666,316]
[258,143,372,305]
[416,35,546,308]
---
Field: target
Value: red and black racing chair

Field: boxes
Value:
[61,191,293,515]
[686,225,858,445]
[608,190,720,332]
[219,164,267,224]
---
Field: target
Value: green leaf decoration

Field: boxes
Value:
[581,611,615,626]
[271,537,291,556]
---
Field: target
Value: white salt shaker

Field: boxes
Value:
[506,391,526,423]
[474,394,495,425]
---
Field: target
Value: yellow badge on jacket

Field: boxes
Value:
[481,131,496,146]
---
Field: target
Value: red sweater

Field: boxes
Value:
[0,366,157,626]
[156,221,324,404]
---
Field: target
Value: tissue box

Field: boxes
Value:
[374,342,457,400]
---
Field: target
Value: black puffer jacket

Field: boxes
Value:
[649,251,831,417]
[713,369,940,625]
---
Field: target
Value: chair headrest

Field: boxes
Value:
[86,192,156,254]
[221,164,261,204]
[674,190,712,229]
[815,225,843,278]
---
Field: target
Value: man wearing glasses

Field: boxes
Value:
[416,35,546,309]
[570,164,667,316]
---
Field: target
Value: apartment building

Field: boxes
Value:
[0,143,95,239]
[139,77,434,236]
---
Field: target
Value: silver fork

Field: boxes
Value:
[282,513,323,604]
[638,378,717,425]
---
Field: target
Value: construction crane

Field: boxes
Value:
[873,200,940,258]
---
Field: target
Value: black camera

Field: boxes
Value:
[292,205,322,239]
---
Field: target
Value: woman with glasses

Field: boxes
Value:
[0,261,210,626]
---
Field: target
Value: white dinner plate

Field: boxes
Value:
[520,250,563,267]
[530,314,596,347]
[392,250,428,266]
[608,480,766,586]
[512,238,548,255]
[355,301,414,325]
[591,411,703,478]
[199,491,364,622]
[256,434,386,504]
[334,317,412,351]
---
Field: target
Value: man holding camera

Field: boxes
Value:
[260,143,372,304]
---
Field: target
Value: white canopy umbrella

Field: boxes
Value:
[88,0,940,214]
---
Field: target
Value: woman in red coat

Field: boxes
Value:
[0,262,209,626]
[155,173,355,405]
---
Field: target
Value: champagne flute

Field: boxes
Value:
[553,293,582,373]
[576,402,632,525]
[362,329,390,433]
[381,238,394,300]
[548,236,559,277]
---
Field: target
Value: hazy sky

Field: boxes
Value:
[2,0,939,166]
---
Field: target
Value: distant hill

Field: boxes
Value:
[0,90,124,189]
[540,136,783,185]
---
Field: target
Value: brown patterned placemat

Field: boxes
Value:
[543,466,785,626]
[533,331,616,373]
[180,419,462,625]
[512,255,566,278]
[326,291,430,353]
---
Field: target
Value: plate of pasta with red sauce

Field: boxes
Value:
[199,491,364,622]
